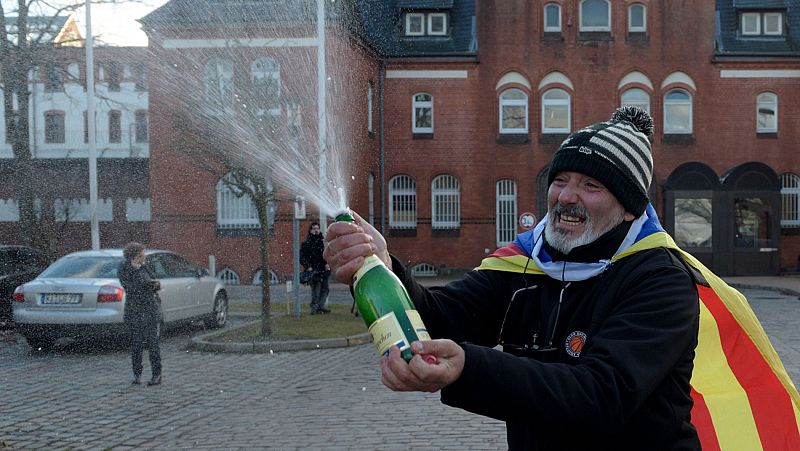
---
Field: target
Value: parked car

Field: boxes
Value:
[0,245,50,325]
[12,249,228,351]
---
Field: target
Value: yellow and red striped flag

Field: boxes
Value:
[479,230,800,449]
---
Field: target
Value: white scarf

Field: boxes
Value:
[529,210,649,282]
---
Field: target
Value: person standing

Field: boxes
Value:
[118,242,162,386]
[300,222,331,314]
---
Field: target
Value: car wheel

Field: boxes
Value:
[206,293,228,329]
[26,336,54,352]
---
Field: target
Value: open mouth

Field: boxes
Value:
[558,212,585,225]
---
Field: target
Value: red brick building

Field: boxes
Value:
[142,0,800,279]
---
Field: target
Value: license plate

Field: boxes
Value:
[41,293,82,305]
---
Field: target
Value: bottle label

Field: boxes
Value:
[406,309,431,341]
[354,255,383,285]
[368,311,410,356]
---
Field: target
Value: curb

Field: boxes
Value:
[186,317,372,354]
[729,283,800,297]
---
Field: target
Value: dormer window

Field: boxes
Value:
[405,12,449,36]
[741,11,784,36]
[406,13,425,36]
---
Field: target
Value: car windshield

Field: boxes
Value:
[39,256,123,279]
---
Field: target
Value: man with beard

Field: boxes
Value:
[323,107,701,450]
[300,222,331,314]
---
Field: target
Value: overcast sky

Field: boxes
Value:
[2,0,170,46]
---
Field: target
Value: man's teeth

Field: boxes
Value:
[560,214,583,223]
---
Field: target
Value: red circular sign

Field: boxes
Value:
[519,212,537,230]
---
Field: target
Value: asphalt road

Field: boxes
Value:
[0,287,797,450]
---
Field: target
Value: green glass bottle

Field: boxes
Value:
[335,208,432,362]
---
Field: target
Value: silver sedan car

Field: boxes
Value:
[12,249,228,351]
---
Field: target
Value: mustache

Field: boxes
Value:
[551,204,590,220]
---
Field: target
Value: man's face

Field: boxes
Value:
[545,171,635,254]
[310,225,321,235]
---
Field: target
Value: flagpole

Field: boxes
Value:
[85,0,99,249]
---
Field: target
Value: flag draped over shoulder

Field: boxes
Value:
[477,205,800,450]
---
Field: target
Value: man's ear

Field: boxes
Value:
[624,212,636,221]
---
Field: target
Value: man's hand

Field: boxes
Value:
[380,339,465,393]
[324,211,390,283]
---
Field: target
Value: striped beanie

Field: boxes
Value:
[547,106,654,216]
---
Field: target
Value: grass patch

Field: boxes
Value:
[210,304,367,342]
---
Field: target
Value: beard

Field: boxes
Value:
[545,204,625,254]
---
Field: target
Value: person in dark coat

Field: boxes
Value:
[299,222,331,314]
[118,242,162,386]
[323,108,702,450]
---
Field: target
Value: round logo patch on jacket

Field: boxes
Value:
[565,331,587,357]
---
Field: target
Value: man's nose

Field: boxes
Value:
[557,184,579,204]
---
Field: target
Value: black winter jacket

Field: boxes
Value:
[393,248,701,451]
[118,260,160,321]
[300,234,328,274]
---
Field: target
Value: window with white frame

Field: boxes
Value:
[367,81,374,133]
[542,89,571,134]
[44,63,64,93]
[544,3,562,32]
[499,89,528,134]
[663,89,692,134]
[428,13,447,35]
[216,174,260,229]
[621,88,650,113]
[405,13,425,36]
[411,263,438,277]
[431,174,460,229]
[108,110,122,143]
[251,57,280,118]
[217,267,240,285]
[580,0,610,32]
[629,4,646,33]
[252,269,279,285]
[780,173,800,227]
[412,93,433,133]
[756,92,777,133]
[135,111,149,143]
[44,111,65,143]
[741,11,784,36]
[389,175,417,228]
[204,58,234,114]
[496,179,517,247]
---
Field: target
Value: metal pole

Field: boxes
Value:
[85,1,99,249]
[316,0,327,228]
[290,105,302,317]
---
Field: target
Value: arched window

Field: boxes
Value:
[544,3,562,32]
[621,88,650,113]
[780,173,800,227]
[389,175,417,229]
[580,0,610,32]
[411,263,438,277]
[663,89,692,134]
[135,110,149,143]
[252,269,279,286]
[541,89,571,134]
[216,173,260,229]
[217,267,240,285]
[628,4,646,33]
[431,174,460,228]
[412,93,433,133]
[499,88,528,134]
[496,179,517,246]
[204,58,234,114]
[756,92,778,133]
[251,57,280,118]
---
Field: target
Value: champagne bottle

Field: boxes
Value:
[335,208,434,362]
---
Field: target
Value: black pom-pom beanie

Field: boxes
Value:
[547,106,654,216]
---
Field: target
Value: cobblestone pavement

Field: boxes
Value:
[0,287,797,450]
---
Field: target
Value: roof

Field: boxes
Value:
[715,0,800,56]
[4,14,81,46]
[352,0,476,57]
